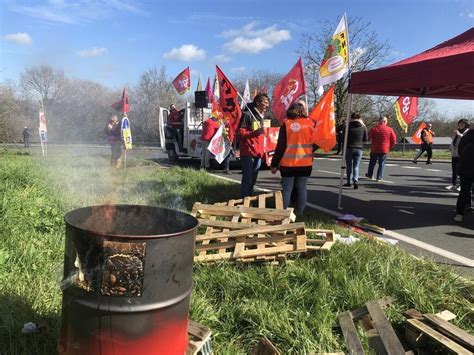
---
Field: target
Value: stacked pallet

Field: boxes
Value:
[192,192,334,263]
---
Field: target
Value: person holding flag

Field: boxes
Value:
[271,102,315,215]
[238,93,270,197]
[413,122,435,164]
[105,115,122,168]
[200,116,219,170]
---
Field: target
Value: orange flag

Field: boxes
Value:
[411,121,426,145]
[309,85,336,152]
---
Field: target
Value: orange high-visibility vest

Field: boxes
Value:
[280,118,314,167]
[423,129,433,144]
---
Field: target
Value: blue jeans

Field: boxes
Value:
[346,148,363,184]
[282,176,309,215]
[367,153,387,180]
[240,156,261,197]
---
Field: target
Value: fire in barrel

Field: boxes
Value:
[59,205,198,355]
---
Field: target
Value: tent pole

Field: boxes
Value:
[337,93,352,210]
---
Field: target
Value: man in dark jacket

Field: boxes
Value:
[238,93,269,197]
[344,113,368,189]
[454,126,474,222]
[23,126,31,148]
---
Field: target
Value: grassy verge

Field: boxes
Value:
[1,148,472,354]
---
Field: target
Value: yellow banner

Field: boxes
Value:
[394,102,408,133]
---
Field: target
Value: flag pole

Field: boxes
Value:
[304,94,309,116]
[337,93,352,209]
[337,13,351,210]
[236,90,262,128]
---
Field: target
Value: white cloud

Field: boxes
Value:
[78,47,108,57]
[231,66,246,73]
[468,12,474,18]
[163,44,206,61]
[213,54,231,63]
[3,32,32,45]
[13,0,144,24]
[222,22,291,54]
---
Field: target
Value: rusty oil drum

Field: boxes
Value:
[59,205,198,355]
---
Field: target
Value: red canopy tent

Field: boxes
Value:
[349,28,474,100]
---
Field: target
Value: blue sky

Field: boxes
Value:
[1,0,473,117]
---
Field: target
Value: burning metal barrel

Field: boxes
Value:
[59,205,198,355]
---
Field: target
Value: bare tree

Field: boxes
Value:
[0,83,36,142]
[134,66,182,142]
[232,70,282,98]
[20,65,66,111]
[299,16,391,122]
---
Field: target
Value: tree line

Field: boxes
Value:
[0,17,469,144]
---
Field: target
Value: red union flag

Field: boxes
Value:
[272,57,307,124]
[172,67,191,95]
[411,121,426,145]
[112,87,130,113]
[394,96,418,133]
[216,65,242,142]
[309,85,336,152]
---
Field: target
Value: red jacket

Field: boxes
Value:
[368,124,397,154]
[201,118,219,142]
[238,104,264,157]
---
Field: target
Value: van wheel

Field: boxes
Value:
[167,147,178,164]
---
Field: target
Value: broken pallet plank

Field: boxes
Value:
[406,318,471,354]
[365,300,405,355]
[196,222,306,241]
[338,310,365,355]
[422,314,474,351]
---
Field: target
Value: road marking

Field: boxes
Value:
[318,170,342,176]
[426,168,442,172]
[402,166,421,169]
[399,209,415,215]
[385,163,399,167]
[208,172,474,268]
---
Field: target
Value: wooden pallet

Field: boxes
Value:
[194,222,307,263]
[214,191,285,209]
[404,309,474,354]
[187,320,212,355]
[192,193,334,264]
[338,297,409,355]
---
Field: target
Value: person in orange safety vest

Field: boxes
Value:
[271,102,316,215]
[413,122,435,164]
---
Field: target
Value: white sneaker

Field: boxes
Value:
[456,186,461,192]
[454,214,463,222]
[445,185,455,190]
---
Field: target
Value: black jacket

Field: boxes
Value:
[457,129,474,178]
[346,120,368,149]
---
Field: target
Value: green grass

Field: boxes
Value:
[0,148,472,354]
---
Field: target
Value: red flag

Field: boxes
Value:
[411,121,426,145]
[394,96,418,132]
[172,67,191,95]
[205,77,213,103]
[272,57,306,124]
[309,85,336,152]
[216,65,242,142]
[112,87,130,113]
[261,83,267,94]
